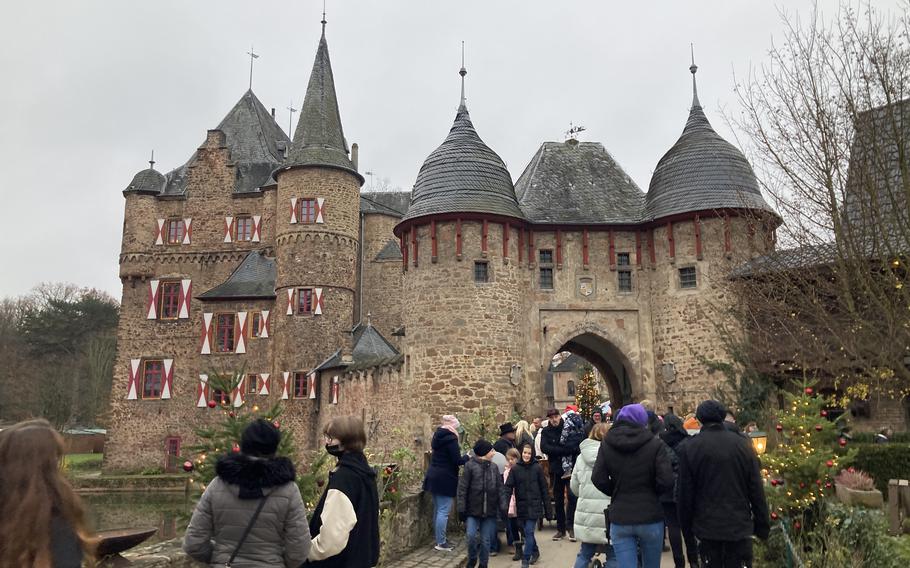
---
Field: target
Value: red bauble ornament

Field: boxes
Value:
[794,521,802,530]
[229,411,236,418]
[770,479,779,487]
[805,387,814,395]
[826,460,834,468]
[820,410,828,417]
[272,420,281,429]
[182,460,194,472]
[848,466,856,473]
[799,482,806,489]
[839,437,847,447]
[815,424,823,432]
[816,479,822,486]
[776,424,783,432]
[207,400,216,409]
[771,512,779,520]
[232,443,240,453]
[825,482,833,489]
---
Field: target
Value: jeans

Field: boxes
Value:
[432,494,453,545]
[553,473,577,532]
[698,538,754,568]
[522,518,539,563]
[663,502,698,567]
[573,541,618,568]
[610,521,665,568]
[466,516,497,566]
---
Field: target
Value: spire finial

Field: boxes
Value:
[367,311,372,326]
[287,100,298,137]
[246,45,259,90]
[321,0,327,34]
[689,43,701,109]
[149,150,155,170]
[459,41,467,110]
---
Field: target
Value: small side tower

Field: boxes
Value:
[394,60,529,423]
[273,19,364,404]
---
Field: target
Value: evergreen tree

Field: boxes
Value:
[575,363,601,419]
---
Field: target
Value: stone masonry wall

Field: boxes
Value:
[361,213,404,342]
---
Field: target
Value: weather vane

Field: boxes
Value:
[566,122,586,141]
[287,100,298,137]
[246,45,259,90]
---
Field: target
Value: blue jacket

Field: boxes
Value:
[423,428,468,497]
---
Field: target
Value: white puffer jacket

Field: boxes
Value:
[570,438,612,544]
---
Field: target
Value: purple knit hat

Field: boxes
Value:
[615,403,648,426]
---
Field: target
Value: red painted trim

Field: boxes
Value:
[555,230,562,267]
[400,234,407,271]
[430,220,438,262]
[411,228,418,267]
[724,214,733,253]
[503,222,510,259]
[667,222,675,259]
[481,220,489,255]
[456,218,463,259]
[582,230,589,267]
[528,230,535,266]
[648,229,656,265]
[694,216,703,260]
[608,230,616,268]
[518,228,524,265]
[635,231,643,267]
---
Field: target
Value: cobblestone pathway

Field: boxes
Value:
[396,536,467,568]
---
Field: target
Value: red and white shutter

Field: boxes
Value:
[314,288,324,315]
[259,310,270,338]
[161,358,174,399]
[235,311,248,354]
[290,198,298,224]
[308,372,317,399]
[126,358,141,400]
[232,376,245,408]
[224,217,234,243]
[281,372,290,400]
[155,219,166,245]
[252,215,262,242]
[196,374,209,408]
[286,289,296,315]
[178,279,192,319]
[146,279,160,319]
[315,198,326,223]
[183,218,193,244]
[258,373,270,396]
[200,313,214,354]
[331,375,339,404]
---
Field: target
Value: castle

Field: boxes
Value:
[106,22,778,472]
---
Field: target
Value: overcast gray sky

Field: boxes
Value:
[0,0,901,300]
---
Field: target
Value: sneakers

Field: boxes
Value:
[434,543,454,552]
[552,530,566,540]
[568,529,576,542]
[490,550,498,557]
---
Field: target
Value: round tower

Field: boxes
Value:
[394,65,529,422]
[273,23,364,383]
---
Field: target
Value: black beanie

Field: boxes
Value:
[696,400,727,424]
[473,438,494,457]
[240,419,281,457]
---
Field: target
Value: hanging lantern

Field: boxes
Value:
[748,431,768,455]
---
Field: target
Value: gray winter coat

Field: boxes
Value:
[183,454,311,568]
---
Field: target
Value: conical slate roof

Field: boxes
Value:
[516,141,645,224]
[123,167,166,194]
[644,73,774,221]
[282,28,360,181]
[401,104,525,223]
[197,251,276,300]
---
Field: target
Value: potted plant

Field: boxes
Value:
[834,468,883,508]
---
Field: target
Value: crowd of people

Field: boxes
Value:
[423,400,770,568]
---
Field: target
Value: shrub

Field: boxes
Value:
[852,444,910,492]
[846,431,910,444]
[834,468,875,491]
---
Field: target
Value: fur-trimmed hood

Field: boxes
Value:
[215,453,296,499]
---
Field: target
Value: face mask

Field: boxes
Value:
[325,443,344,457]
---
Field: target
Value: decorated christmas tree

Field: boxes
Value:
[575,363,602,419]
[761,382,857,526]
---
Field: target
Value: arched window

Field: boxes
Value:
[567,380,576,397]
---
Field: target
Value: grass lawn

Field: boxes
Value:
[63,453,103,473]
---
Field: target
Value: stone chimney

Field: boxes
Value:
[351,142,359,171]
[341,328,354,364]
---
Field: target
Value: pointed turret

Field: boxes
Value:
[282,26,361,181]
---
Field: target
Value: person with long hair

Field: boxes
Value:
[571,422,617,568]
[0,419,93,568]
[503,442,552,568]
[514,420,535,459]
[423,414,468,552]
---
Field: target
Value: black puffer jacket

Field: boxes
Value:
[457,457,505,519]
[504,460,552,521]
[591,420,674,525]
[539,418,580,476]
[677,423,770,542]
[659,414,688,504]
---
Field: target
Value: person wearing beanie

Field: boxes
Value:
[457,439,506,568]
[591,404,673,568]
[424,415,469,551]
[184,419,312,567]
[540,406,583,541]
[678,400,770,567]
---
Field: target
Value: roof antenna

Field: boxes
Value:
[149,150,156,170]
[459,41,467,110]
[321,0,327,35]
[246,44,259,91]
[689,43,700,109]
[287,100,298,137]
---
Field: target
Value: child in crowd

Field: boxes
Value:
[503,448,522,560]
[560,406,586,478]
[457,439,505,568]
[504,442,552,568]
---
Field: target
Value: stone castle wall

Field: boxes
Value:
[361,213,404,342]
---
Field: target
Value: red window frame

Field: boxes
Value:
[141,360,164,399]
[296,288,314,315]
[247,374,259,395]
[165,436,181,473]
[297,198,317,224]
[211,388,229,405]
[293,372,308,399]
[166,219,185,245]
[235,216,254,241]
[215,313,235,353]
[158,280,181,320]
[251,312,262,337]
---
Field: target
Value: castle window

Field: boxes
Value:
[251,312,262,337]
[679,266,698,289]
[474,261,489,284]
[296,288,314,315]
[617,253,632,293]
[166,219,186,245]
[293,372,308,398]
[567,379,576,397]
[141,359,164,399]
[215,313,235,353]
[211,388,229,406]
[297,198,318,224]
[247,374,259,395]
[157,281,181,319]
[539,249,554,290]
[235,216,254,241]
